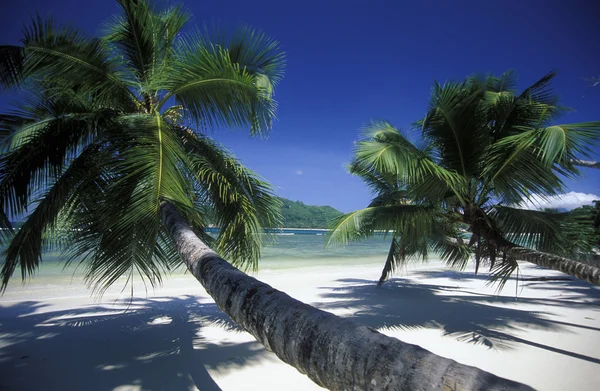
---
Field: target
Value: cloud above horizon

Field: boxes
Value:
[518,192,599,211]
[295,170,303,175]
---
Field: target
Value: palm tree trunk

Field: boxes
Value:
[161,202,531,391]
[474,235,481,275]
[501,241,600,286]
[377,237,397,287]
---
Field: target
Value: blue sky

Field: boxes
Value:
[1,0,599,212]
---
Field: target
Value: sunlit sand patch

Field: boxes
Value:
[147,316,172,325]
[95,363,127,371]
[35,333,59,340]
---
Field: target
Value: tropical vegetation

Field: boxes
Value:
[0,0,284,293]
[0,1,591,388]
[0,2,534,388]
[569,201,600,262]
[278,197,342,228]
[329,71,600,287]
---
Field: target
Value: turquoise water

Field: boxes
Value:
[3,230,394,278]
[259,231,392,269]
[0,230,442,304]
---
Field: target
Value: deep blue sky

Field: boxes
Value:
[1,0,599,212]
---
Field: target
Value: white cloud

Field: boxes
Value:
[295,170,303,175]
[518,192,599,211]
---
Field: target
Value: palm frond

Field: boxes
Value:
[491,206,564,251]
[0,107,112,223]
[348,160,398,196]
[377,219,471,286]
[0,45,25,88]
[485,70,518,93]
[520,71,559,107]
[0,4,286,295]
[327,204,435,247]
[420,80,489,176]
[379,234,437,284]
[482,132,565,204]
[105,0,161,90]
[219,25,286,88]
[488,257,519,292]
[155,5,191,68]
[56,114,197,294]
[0,114,29,150]
[483,71,562,142]
[160,26,283,135]
[15,15,135,108]
[1,144,102,291]
[176,127,281,270]
[538,122,600,168]
[354,120,467,203]
[428,213,472,270]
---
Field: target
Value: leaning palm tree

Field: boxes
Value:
[330,71,600,287]
[0,0,285,294]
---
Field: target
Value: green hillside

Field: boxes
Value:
[278,198,343,228]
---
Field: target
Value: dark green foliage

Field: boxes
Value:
[568,201,600,250]
[330,71,600,286]
[0,0,285,294]
[278,198,342,228]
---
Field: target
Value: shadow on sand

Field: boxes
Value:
[317,269,600,364]
[0,296,267,391]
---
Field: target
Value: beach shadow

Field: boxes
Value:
[317,274,600,364]
[411,269,600,308]
[0,296,268,391]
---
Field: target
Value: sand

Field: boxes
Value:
[1,260,599,391]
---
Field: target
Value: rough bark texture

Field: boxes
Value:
[570,159,600,169]
[161,202,532,391]
[502,242,600,286]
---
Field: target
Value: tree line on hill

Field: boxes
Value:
[277,197,343,228]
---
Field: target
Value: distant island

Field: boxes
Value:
[278,197,343,228]
[6,197,343,231]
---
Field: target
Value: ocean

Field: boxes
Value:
[0,229,398,300]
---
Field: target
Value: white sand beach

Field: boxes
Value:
[1,260,599,391]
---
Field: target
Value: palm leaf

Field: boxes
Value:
[0,107,112,222]
[354,121,467,203]
[0,45,25,88]
[159,27,282,135]
[420,80,489,176]
[15,16,135,109]
[176,127,281,270]
[1,144,103,290]
[490,206,564,251]
[59,114,197,294]
[482,132,565,204]
[328,204,436,246]
[0,2,285,294]
[104,0,160,89]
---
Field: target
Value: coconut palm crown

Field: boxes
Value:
[0,0,285,294]
[330,71,600,287]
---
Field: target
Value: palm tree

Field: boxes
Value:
[330,71,600,287]
[162,202,531,391]
[0,3,535,388]
[0,0,285,293]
